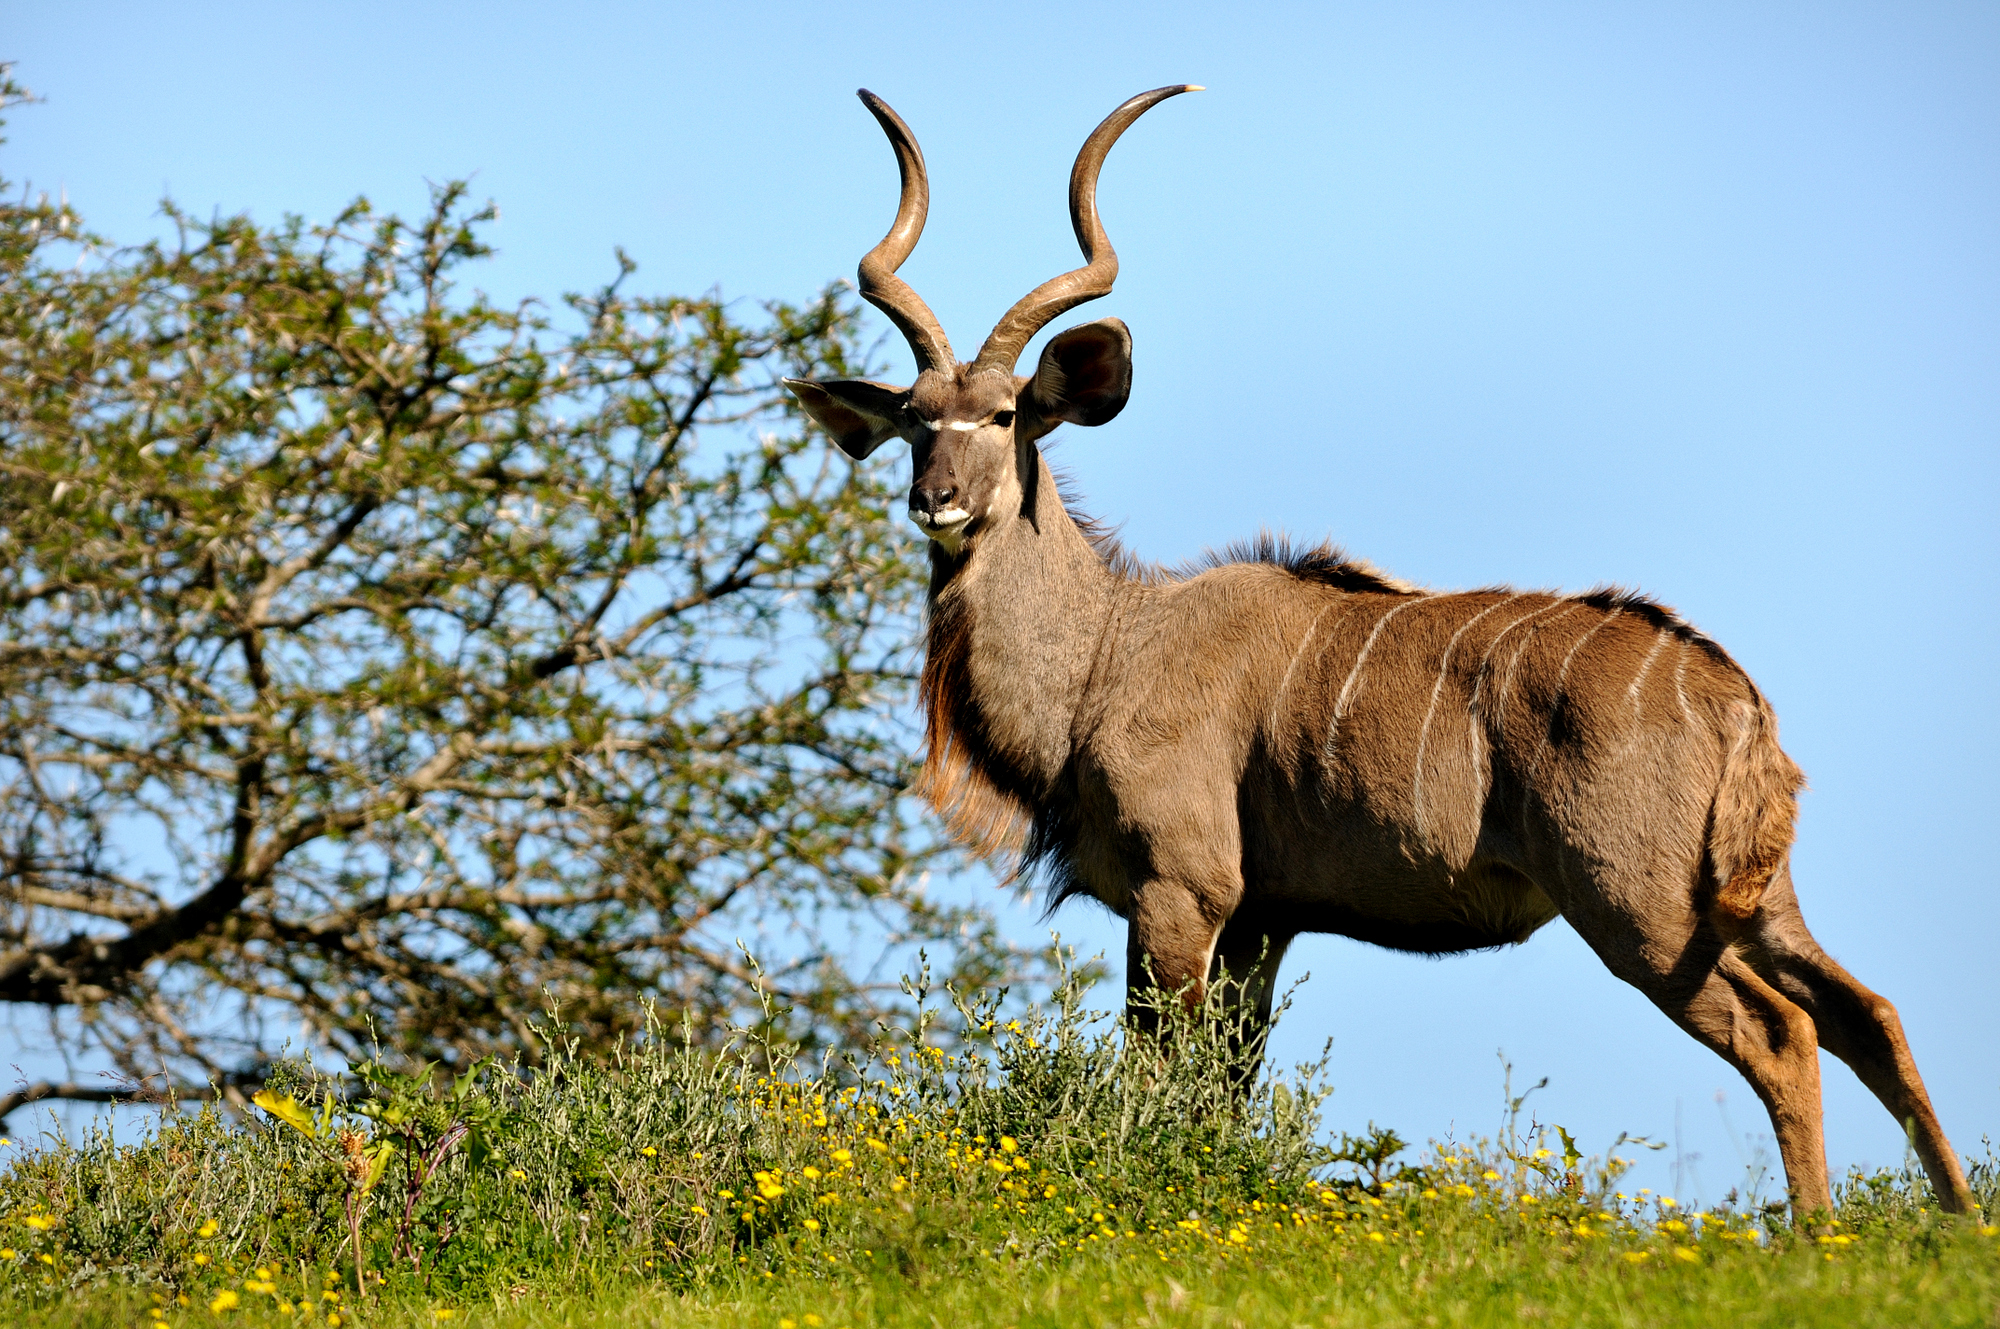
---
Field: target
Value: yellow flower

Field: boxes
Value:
[781,1319,797,1329]
[999,1136,1018,1153]
[0,1248,14,1260]
[1367,1232,1385,1243]
[803,1166,821,1180]
[691,1205,709,1216]
[210,1290,241,1313]
[510,1169,526,1180]
[1622,1251,1651,1263]
[328,1316,342,1328]
[803,1219,821,1232]
[1659,1197,1677,1209]
[866,1139,888,1153]
[831,1149,852,1164]
[1481,1171,1500,1182]
[641,1147,657,1157]
[1673,1247,1700,1263]
[434,1309,457,1320]
[197,1219,219,1238]
[193,1253,211,1266]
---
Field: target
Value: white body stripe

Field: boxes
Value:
[1526,610,1620,781]
[1411,593,1524,839]
[1626,629,1671,709]
[1326,596,1425,754]
[1267,601,1342,739]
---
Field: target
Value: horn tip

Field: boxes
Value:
[1184,84,1206,92]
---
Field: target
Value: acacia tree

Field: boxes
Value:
[0,74,1024,1122]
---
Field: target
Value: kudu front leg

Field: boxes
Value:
[1123,876,1236,1035]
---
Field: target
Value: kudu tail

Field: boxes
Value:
[1705,692,1806,921]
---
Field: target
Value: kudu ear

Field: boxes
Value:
[784,377,909,459]
[1019,318,1133,442]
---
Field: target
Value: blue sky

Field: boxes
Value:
[6,1,1997,1203]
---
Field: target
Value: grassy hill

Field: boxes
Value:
[5,966,1994,1326]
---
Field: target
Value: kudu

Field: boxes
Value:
[784,86,1978,1221]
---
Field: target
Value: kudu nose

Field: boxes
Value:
[913,484,958,515]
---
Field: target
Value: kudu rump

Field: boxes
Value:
[785,86,1976,1220]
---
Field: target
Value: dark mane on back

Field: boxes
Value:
[1189,532,1422,596]
[1574,584,1733,666]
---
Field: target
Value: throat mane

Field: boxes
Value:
[912,587,1034,867]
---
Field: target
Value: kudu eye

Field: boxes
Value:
[992,410,1016,429]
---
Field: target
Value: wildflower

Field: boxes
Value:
[197,1219,219,1238]
[1367,1232,1385,1243]
[210,1290,241,1313]
[803,1166,822,1180]
[435,1310,457,1320]
[328,1317,342,1328]
[691,1205,709,1216]
[781,1319,798,1329]
[866,1139,889,1153]
[804,1219,821,1232]
[1673,1247,1700,1263]
[1622,1251,1650,1263]
[1481,1170,1500,1182]
[510,1169,526,1180]
[1659,1197,1677,1209]
[193,1253,211,1266]
[0,1249,12,1260]
[641,1147,657,1157]
[832,1149,852,1164]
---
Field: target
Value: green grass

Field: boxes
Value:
[4,964,1995,1326]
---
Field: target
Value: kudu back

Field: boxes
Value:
[784,86,1977,1222]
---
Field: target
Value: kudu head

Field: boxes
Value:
[785,86,1198,556]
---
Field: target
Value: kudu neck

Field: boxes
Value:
[927,446,1118,798]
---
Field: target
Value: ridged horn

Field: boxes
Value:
[971,85,1200,376]
[854,90,954,374]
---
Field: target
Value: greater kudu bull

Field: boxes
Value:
[784,86,1977,1221]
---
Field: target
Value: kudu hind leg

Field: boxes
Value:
[1650,948,1834,1218]
[1749,895,1977,1213]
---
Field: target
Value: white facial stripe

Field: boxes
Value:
[917,419,986,432]
[927,507,970,525]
